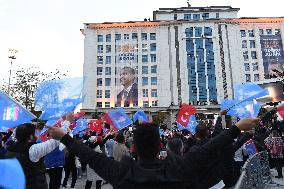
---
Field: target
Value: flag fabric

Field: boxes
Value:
[244,139,258,158]
[0,90,36,131]
[102,113,114,127]
[108,108,133,131]
[0,158,25,189]
[177,115,197,135]
[277,103,284,119]
[234,83,269,102]
[133,111,149,123]
[72,119,88,135]
[88,119,103,133]
[176,104,196,127]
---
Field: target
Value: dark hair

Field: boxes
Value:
[167,137,183,156]
[195,124,208,139]
[116,133,125,144]
[122,67,135,75]
[15,123,36,143]
[133,124,161,160]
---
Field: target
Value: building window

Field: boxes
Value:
[124,34,129,40]
[242,40,247,48]
[193,14,200,20]
[216,13,220,18]
[240,30,246,37]
[105,67,111,75]
[259,29,264,35]
[251,51,257,59]
[97,78,103,86]
[97,67,103,75]
[97,56,103,64]
[151,77,157,85]
[96,90,102,98]
[254,74,260,82]
[97,35,103,42]
[248,30,254,37]
[266,29,272,35]
[244,63,250,71]
[151,65,157,73]
[106,34,111,42]
[106,56,111,64]
[132,33,138,39]
[174,14,177,20]
[105,90,110,98]
[143,101,149,107]
[195,27,202,37]
[105,102,110,108]
[142,77,148,86]
[150,54,156,62]
[184,14,191,20]
[275,29,281,35]
[106,45,111,53]
[150,43,156,51]
[151,89,157,97]
[150,33,156,40]
[96,102,102,107]
[98,45,103,53]
[142,66,148,74]
[152,100,158,107]
[105,78,111,86]
[252,62,258,71]
[245,74,251,82]
[243,51,249,61]
[250,40,256,48]
[142,44,147,52]
[204,27,212,36]
[115,34,121,40]
[142,55,148,63]
[141,33,147,40]
[202,13,209,19]
[143,89,148,97]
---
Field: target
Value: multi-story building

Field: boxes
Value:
[82,5,284,123]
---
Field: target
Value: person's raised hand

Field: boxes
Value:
[47,126,67,140]
[220,109,228,116]
[235,118,260,132]
[66,112,75,122]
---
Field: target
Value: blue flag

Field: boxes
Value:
[72,119,88,135]
[133,111,149,123]
[0,90,36,132]
[0,158,25,189]
[234,83,269,102]
[34,77,84,120]
[108,108,133,130]
[177,115,197,135]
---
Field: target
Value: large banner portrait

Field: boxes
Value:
[260,34,284,79]
[115,42,138,107]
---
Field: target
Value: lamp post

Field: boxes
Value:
[8,49,18,95]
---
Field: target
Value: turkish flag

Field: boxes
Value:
[74,111,85,120]
[89,119,103,133]
[277,103,284,119]
[102,113,116,129]
[176,104,196,127]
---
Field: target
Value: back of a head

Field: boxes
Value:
[167,137,183,156]
[195,124,208,139]
[134,124,160,160]
[116,133,125,144]
[272,130,280,137]
[15,123,36,143]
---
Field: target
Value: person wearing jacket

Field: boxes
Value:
[48,118,259,189]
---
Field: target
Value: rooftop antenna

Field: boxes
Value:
[187,0,191,7]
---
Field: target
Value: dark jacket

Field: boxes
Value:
[6,142,48,189]
[117,83,138,107]
[60,125,241,189]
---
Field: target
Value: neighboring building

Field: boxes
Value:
[82,4,284,121]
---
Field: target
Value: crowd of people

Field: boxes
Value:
[0,109,284,189]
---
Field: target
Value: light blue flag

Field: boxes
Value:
[34,77,84,120]
[0,90,36,131]
[72,119,88,135]
[108,108,133,130]
[234,83,269,102]
[177,115,197,135]
[0,158,25,189]
[133,111,149,123]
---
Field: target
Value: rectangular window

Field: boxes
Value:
[151,89,157,97]
[174,14,177,20]
[216,13,219,18]
[151,77,157,85]
[184,14,191,20]
[106,34,111,42]
[244,63,250,71]
[204,27,212,36]
[240,30,246,37]
[124,34,129,40]
[106,45,111,53]
[142,66,148,74]
[97,56,103,64]
[143,89,148,97]
[245,74,251,82]
[150,43,156,51]
[97,67,103,75]
[115,34,121,40]
[254,74,260,82]
[195,27,202,37]
[242,40,247,48]
[96,102,102,107]
[252,62,259,71]
[142,77,148,86]
[243,51,249,61]
[150,33,156,40]
[142,55,148,63]
[105,102,110,108]
[142,44,147,52]
[96,90,102,98]
[97,35,103,42]
[250,40,256,48]
[251,51,257,59]
[150,54,156,62]
[202,13,209,19]
[98,45,103,53]
[143,101,149,107]
[106,56,111,64]
[132,33,138,39]
[105,78,111,86]
[141,33,147,40]
[97,78,102,86]
[248,30,254,37]
[152,100,158,107]
[275,29,281,35]
[259,29,264,35]
[266,29,272,35]
[105,67,111,75]
[151,65,157,73]
[105,90,110,98]
[193,14,200,20]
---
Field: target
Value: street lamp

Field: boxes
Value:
[8,49,18,95]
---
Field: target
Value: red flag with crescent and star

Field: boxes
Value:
[176,104,196,127]
[89,119,103,133]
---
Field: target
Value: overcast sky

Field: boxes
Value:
[1,0,284,83]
